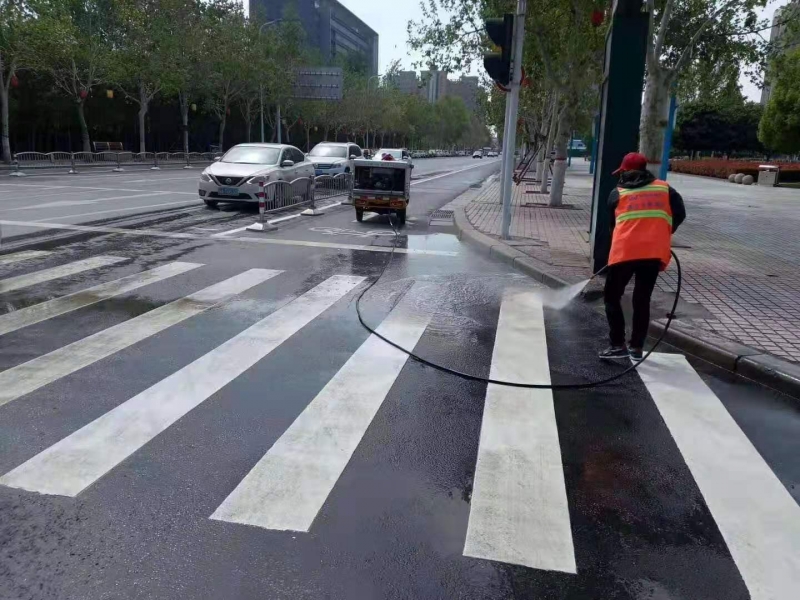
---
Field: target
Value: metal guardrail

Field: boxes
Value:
[313,172,352,201]
[8,151,222,176]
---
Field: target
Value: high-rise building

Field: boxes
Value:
[761,4,799,105]
[390,71,424,97]
[446,76,479,113]
[251,0,379,76]
[419,70,449,103]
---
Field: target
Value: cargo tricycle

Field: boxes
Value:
[350,157,412,225]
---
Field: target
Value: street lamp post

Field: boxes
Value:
[365,75,380,150]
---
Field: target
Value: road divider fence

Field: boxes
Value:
[8,151,222,176]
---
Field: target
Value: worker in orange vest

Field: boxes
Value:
[600,152,686,361]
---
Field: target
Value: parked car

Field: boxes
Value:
[487,150,498,157]
[198,143,314,208]
[472,150,483,159]
[307,142,362,176]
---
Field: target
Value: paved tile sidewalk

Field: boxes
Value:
[460,162,800,363]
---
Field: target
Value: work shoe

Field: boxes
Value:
[599,345,628,359]
[629,347,644,361]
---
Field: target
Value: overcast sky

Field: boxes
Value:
[315,0,790,101]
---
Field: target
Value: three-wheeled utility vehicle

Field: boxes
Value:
[350,156,412,225]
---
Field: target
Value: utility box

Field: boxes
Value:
[758,165,780,187]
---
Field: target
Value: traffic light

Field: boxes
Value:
[483,14,514,86]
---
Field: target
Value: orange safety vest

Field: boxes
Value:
[608,179,673,270]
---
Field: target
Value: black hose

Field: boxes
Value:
[355,215,682,389]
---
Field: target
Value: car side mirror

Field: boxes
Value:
[349,154,357,159]
[281,160,294,168]
[410,164,414,169]
[214,157,221,161]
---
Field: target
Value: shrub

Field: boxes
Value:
[669,159,800,183]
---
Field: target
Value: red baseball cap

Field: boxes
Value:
[613,152,648,175]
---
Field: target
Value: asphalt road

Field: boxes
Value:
[0,159,798,600]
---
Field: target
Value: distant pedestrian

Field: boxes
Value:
[599,152,686,362]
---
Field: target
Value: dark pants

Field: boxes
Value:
[604,259,661,349]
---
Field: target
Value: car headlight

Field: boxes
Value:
[200,171,211,182]
[246,175,266,185]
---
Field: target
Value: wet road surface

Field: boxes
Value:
[0,163,798,600]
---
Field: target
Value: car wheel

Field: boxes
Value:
[355,208,364,222]
[396,209,406,226]
[204,200,219,209]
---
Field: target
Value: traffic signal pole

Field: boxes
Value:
[500,0,526,240]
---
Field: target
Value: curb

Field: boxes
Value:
[453,204,800,401]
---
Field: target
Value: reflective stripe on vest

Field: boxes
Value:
[616,209,673,226]
[608,179,673,268]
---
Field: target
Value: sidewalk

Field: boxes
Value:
[449,162,800,395]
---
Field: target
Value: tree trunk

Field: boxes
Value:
[178,91,189,154]
[639,66,671,174]
[540,108,559,193]
[323,125,330,141]
[218,106,227,151]
[549,109,571,208]
[138,82,148,153]
[305,125,311,151]
[76,99,91,152]
[0,82,10,164]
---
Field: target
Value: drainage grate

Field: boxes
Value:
[430,209,454,220]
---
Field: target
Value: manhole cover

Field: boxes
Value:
[430,210,455,220]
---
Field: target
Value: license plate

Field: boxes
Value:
[218,186,239,196]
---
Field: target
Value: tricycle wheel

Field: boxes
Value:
[355,208,364,222]
[396,209,406,225]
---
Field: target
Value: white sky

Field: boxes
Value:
[252,0,791,100]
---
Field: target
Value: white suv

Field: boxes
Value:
[198,143,314,208]
[308,142,362,176]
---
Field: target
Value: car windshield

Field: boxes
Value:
[376,149,401,160]
[221,147,280,165]
[309,145,348,158]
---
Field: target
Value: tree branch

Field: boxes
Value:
[646,0,656,69]
[673,0,743,75]
[653,0,674,61]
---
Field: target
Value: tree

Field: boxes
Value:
[202,0,248,150]
[157,0,206,154]
[110,0,175,153]
[0,0,40,163]
[675,98,763,154]
[30,0,115,152]
[759,47,800,154]
[639,0,766,168]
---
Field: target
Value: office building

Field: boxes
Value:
[446,76,479,113]
[761,3,799,105]
[420,70,449,103]
[252,0,379,76]
[391,71,424,97]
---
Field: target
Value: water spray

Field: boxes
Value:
[355,216,682,390]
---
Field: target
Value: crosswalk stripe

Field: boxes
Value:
[463,289,576,573]
[0,262,202,336]
[0,274,364,497]
[210,286,431,532]
[0,250,52,265]
[0,268,282,409]
[0,255,128,294]
[637,353,800,600]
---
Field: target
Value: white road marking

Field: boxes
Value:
[410,160,502,186]
[0,268,280,409]
[0,275,363,497]
[464,289,576,573]
[637,353,800,600]
[211,201,344,237]
[5,192,172,211]
[0,255,128,294]
[0,183,146,192]
[36,200,200,222]
[0,220,458,256]
[120,177,197,184]
[0,250,52,265]
[211,287,430,531]
[0,261,201,336]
